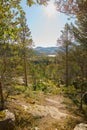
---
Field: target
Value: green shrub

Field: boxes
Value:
[24,88,35,98]
[0,111,5,120]
[14,85,25,93]
[33,82,47,91]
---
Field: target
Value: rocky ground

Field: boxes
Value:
[6,92,85,130]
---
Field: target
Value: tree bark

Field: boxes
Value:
[80,85,83,110]
[23,50,28,87]
[0,81,4,110]
[65,44,69,87]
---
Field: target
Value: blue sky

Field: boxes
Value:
[21,0,73,47]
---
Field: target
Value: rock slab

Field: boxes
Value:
[0,109,15,130]
[74,123,87,130]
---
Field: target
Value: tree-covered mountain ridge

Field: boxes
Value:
[33,46,62,55]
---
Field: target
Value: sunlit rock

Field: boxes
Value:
[74,123,87,130]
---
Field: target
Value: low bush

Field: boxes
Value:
[0,111,5,120]
[14,85,25,93]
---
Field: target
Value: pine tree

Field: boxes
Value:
[57,23,73,87]
[18,12,33,87]
[55,0,87,16]
[0,0,23,110]
[71,10,87,109]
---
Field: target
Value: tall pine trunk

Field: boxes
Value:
[23,50,28,87]
[0,81,4,110]
[65,44,69,87]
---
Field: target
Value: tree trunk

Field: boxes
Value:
[0,81,4,110]
[65,44,69,87]
[23,50,28,87]
[80,85,83,110]
[80,93,83,110]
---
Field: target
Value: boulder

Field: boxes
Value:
[0,109,15,130]
[74,123,87,130]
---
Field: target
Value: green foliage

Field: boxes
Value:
[61,85,76,94]
[27,0,36,6]
[24,88,36,98]
[0,0,33,109]
[33,82,47,91]
[27,0,49,6]
[0,111,5,120]
[57,86,80,110]
[14,85,25,93]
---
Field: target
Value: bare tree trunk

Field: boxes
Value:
[65,44,69,87]
[23,51,28,87]
[80,90,83,110]
[0,81,4,110]
[65,24,69,87]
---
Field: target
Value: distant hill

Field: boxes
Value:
[34,47,61,55]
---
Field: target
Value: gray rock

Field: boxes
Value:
[74,123,87,130]
[34,127,39,130]
[0,109,15,130]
